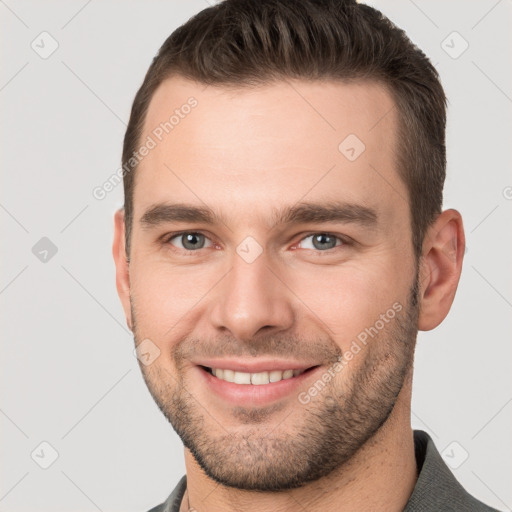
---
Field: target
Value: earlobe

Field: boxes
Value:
[417,209,465,331]
[112,208,133,331]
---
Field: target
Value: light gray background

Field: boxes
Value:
[1,1,511,511]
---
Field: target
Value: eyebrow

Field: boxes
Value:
[139,201,378,230]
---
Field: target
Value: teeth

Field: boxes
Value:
[222,369,235,382]
[234,371,251,384]
[282,369,294,379]
[211,367,306,385]
[269,370,283,383]
[251,371,269,385]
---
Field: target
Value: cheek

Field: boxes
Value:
[129,260,213,341]
[284,260,411,347]
[129,244,415,353]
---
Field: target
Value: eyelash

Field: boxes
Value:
[161,231,352,256]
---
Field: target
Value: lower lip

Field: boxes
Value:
[196,365,322,406]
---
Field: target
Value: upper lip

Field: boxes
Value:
[194,358,320,373]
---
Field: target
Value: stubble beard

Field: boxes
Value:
[133,276,419,492]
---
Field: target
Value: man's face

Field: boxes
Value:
[123,77,420,490]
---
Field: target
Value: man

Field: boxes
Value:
[112,1,498,510]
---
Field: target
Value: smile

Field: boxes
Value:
[204,367,310,385]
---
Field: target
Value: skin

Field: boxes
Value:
[112,77,465,512]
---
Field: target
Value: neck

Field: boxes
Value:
[181,375,417,512]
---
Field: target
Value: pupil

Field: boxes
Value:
[313,234,335,250]
[183,233,203,250]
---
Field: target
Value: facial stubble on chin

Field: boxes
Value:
[131,274,420,492]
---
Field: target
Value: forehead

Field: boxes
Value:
[134,76,408,230]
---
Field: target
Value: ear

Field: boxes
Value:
[417,209,465,331]
[112,208,133,331]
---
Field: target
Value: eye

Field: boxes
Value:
[296,233,347,252]
[162,231,350,255]
[165,232,214,251]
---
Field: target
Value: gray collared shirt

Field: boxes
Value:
[146,430,499,511]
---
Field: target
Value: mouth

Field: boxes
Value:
[199,365,320,385]
[196,363,323,406]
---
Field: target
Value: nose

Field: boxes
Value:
[209,250,295,341]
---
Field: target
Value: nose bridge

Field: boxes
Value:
[210,246,294,340]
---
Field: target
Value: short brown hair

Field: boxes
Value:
[122,0,447,260]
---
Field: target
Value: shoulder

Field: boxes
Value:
[404,430,499,512]
[144,475,187,512]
